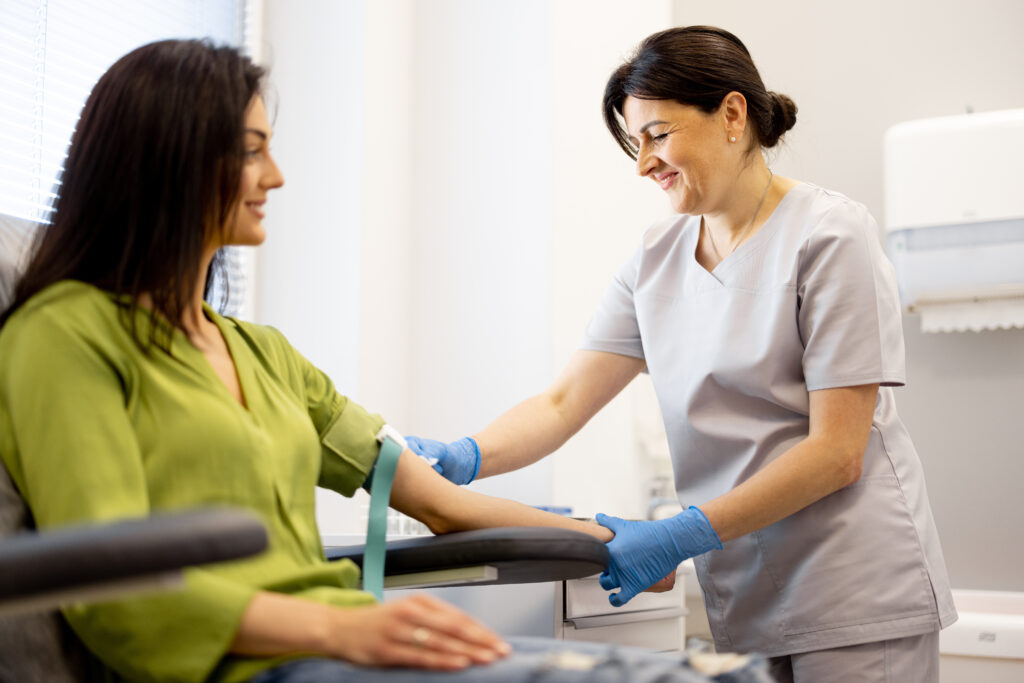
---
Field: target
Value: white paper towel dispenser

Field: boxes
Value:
[884,108,1024,333]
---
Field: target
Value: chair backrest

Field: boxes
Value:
[0,214,90,682]
[0,213,36,309]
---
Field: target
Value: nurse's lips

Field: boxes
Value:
[655,172,678,191]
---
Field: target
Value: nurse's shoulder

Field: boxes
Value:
[793,182,881,245]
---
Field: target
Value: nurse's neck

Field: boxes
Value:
[703,162,776,242]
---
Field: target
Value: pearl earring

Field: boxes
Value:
[730,136,737,142]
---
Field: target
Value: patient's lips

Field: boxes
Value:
[246,200,266,219]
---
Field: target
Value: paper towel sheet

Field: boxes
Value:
[918,299,1024,333]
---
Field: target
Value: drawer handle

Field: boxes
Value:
[565,607,687,630]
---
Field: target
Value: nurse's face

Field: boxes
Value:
[623,96,734,216]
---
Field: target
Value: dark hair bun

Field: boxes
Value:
[763,91,798,148]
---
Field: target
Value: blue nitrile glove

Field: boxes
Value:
[596,506,722,607]
[404,435,481,485]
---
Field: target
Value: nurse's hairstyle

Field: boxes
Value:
[1,39,265,347]
[603,25,798,159]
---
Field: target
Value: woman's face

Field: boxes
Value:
[622,96,737,216]
[223,96,284,247]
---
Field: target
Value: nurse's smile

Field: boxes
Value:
[655,171,678,191]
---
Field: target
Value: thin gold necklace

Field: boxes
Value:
[705,169,774,261]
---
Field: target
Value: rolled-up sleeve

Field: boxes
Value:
[317,396,385,496]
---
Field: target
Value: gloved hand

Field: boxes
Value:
[596,506,722,607]
[404,435,481,485]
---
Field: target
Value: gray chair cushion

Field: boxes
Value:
[0,465,88,683]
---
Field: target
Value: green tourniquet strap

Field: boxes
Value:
[363,436,402,600]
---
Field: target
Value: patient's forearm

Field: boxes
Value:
[230,591,334,657]
[389,450,612,542]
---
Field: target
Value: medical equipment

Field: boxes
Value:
[884,108,1024,332]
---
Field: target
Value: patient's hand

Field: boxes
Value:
[328,593,510,670]
[644,571,676,593]
[232,591,510,671]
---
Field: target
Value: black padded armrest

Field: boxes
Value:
[0,508,267,613]
[325,526,608,587]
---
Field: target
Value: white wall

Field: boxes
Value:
[257,0,368,534]
[671,0,1024,590]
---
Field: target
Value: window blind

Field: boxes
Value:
[0,0,253,317]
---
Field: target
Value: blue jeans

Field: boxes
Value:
[249,636,772,682]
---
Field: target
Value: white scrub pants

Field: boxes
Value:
[766,631,939,683]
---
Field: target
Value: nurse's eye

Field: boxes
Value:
[245,149,263,161]
[651,133,669,144]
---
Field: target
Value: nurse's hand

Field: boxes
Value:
[405,436,481,485]
[596,506,722,607]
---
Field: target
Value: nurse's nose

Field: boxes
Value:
[635,141,657,177]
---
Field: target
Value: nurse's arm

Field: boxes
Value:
[698,383,878,543]
[388,447,613,543]
[471,349,646,478]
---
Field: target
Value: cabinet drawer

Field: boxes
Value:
[562,613,685,652]
[565,574,684,619]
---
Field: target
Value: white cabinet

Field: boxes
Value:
[555,566,690,653]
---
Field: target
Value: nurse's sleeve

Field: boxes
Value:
[0,309,255,683]
[580,246,646,360]
[797,200,906,391]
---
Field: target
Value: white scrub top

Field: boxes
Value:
[582,183,956,656]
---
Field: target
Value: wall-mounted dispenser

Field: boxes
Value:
[884,108,1024,333]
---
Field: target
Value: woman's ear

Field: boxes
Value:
[720,91,748,142]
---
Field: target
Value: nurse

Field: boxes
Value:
[408,25,957,681]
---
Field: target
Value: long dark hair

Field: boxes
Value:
[1,39,265,348]
[603,26,798,159]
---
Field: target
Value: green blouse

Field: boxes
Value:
[0,281,386,683]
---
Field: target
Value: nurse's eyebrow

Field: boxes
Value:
[245,129,268,140]
[638,120,668,135]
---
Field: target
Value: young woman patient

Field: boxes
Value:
[0,40,770,683]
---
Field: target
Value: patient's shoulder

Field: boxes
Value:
[2,281,122,346]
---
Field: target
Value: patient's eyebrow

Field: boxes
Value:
[245,129,268,140]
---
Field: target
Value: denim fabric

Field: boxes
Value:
[249,637,773,683]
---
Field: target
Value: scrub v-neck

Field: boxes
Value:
[694,183,800,282]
